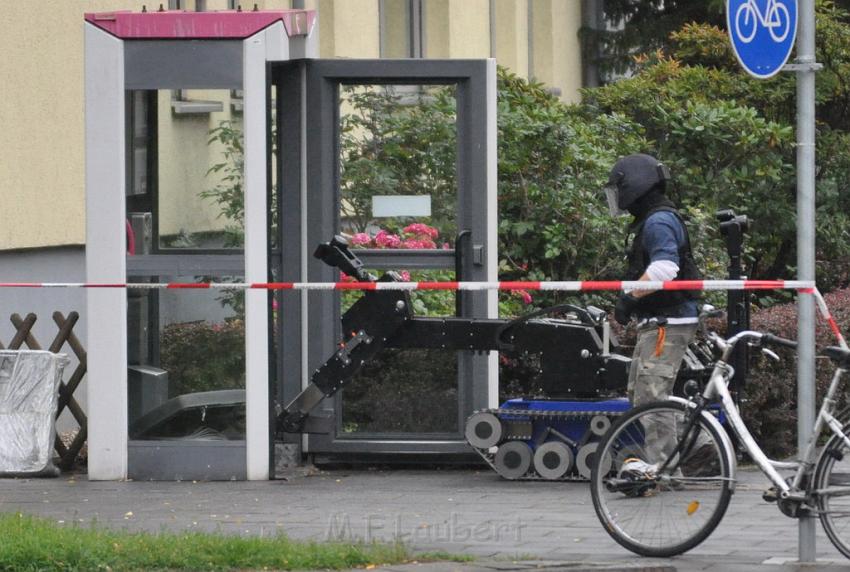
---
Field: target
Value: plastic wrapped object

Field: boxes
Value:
[0,350,69,477]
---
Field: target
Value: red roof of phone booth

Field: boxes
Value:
[84,9,315,39]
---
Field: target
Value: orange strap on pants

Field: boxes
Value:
[654,326,667,357]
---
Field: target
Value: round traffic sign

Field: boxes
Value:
[727,0,798,79]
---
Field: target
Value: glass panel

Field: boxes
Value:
[127,276,246,441]
[380,0,411,58]
[157,89,244,250]
[340,268,458,435]
[339,84,457,248]
[128,91,150,197]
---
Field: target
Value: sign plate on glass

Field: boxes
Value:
[372,195,432,218]
[727,0,798,79]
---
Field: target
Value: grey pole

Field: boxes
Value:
[796,0,817,563]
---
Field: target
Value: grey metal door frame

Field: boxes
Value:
[273,59,496,457]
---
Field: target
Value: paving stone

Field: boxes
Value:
[0,467,847,571]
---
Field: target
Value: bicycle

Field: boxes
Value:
[590,307,850,557]
[734,0,791,44]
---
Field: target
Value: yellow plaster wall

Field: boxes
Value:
[156,91,243,240]
[424,0,451,58]
[493,0,529,78]
[0,1,147,251]
[424,0,489,59]
[0,0,292,251]
[447,0,491,58]
[323,0,380,57]
[531,0,583,103]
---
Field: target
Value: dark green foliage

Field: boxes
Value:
[583,2,850,294]
[159,319,246,397]
[339,84,458,239]
[200,121,244,249]
[582,0,725,78]
[497,70,645,285]
[744,288,850,458]
[342,349,459,434]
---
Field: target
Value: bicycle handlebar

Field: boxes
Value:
[762,333,798,350]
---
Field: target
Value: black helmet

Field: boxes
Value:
[603,154,670,216]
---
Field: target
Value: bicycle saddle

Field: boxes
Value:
[821,346,850,368]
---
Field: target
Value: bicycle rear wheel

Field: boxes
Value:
[590,400,734,557]
[814,423,850,558]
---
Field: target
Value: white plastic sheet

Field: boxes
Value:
[0,350,69,476]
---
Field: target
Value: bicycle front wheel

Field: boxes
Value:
[814,422,850,558]
[590,400,734,557]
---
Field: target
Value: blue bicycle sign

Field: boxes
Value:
[727,0,797,78]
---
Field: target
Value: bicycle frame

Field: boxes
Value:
[700,330,850,502]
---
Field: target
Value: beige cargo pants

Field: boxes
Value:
[627,322,700,465]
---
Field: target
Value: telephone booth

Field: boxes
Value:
[85,8,496,481]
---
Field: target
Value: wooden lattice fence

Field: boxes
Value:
[0,312,87,470]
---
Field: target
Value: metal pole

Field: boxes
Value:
[796,0,817,562]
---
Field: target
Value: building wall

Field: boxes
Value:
[0,0,585,254]
[493,0,529,77]
[530,0,583,103]
[0,1,142,252]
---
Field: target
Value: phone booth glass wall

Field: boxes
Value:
[85,9,317,481]
[126,87,248,452]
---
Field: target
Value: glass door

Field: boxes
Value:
[273,59,495,457]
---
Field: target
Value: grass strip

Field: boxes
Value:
[0,512,417,571]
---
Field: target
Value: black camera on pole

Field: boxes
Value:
[716,209,750,396]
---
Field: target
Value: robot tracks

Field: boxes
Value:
[465,399,633,481]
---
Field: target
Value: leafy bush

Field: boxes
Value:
[339,85,458,241]
[497,69,646,301]
[159,319,246,397]
[742,289,850,458]
[341,349,459,434]
[584,4,850,294]
[200,121,245,248]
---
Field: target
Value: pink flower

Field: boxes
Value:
[400,270,411,281]
[350,232,372,247]
[402,223,439,239]
[442,242,451,250]
[340,271,356,283]
[375,230,402,248]
[272,298,279,311]
[515,289,533,305]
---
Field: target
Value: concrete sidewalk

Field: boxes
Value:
[0,466,848,571]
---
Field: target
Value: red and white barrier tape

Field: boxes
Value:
[1,278,844,346]
[0,279,816,292]
[813,288,849,350]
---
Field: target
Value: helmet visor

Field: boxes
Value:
[604,184,627,217]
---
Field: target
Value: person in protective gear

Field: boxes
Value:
[604,153,708,469]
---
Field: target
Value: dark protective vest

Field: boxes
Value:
[626,206,702,315]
